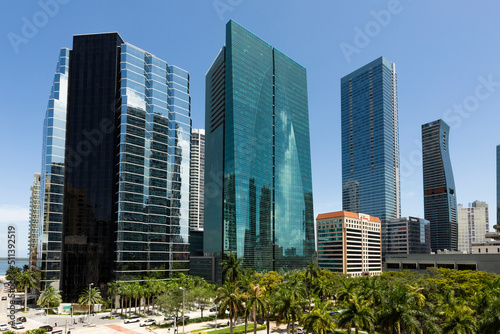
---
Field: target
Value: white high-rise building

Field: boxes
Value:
[190,129,205,230]
[458,200,489,253]
[29,173,41,270]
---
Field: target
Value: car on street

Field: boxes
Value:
[176,315,190,321]
[0,323,8,331]
[12,321,24,329]
[17,317,27,322]
[209,306,217,312]
[39,324,53,331]
[297,327,304,334]
[139,319,156,327]
[1,296,6,301]
[124,315,141,323]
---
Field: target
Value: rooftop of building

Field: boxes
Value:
[316,210,381,223]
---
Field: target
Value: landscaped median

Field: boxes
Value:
[191,323,266,334]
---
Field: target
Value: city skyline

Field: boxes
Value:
[1,2,500,257]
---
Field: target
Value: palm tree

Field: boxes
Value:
[16,270,38,312]
[376,284,428,334]
[107,282,120,317]
[215,280,244,334]
[221,252,244,282]
[78,287,104,315]
[305,262,320,311]
[479,299,500,333]
[37,286,62,310]
[274,286,304,334]
[245,283,268,334]
[336,292,375,334]
[301,300,336,334]
[441,306,477,334]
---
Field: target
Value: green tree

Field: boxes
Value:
[189,284,215,318]
[221,252,244,282]
[301,300,336,334]
[78,287,104,315]
[16,270,39,312]
[107,281,120,317]
[37,286,62,309]
[479,299,500,333]
[24,330,47,334]
[336,292,375,334]
[274,285,305,334]
[245,283,268,334]
[5,266,21,283]
[441,306,477,334]
[215,280,244,334]
[377,284,428,334]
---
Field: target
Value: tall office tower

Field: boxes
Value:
[316,211,382,276]
[39,48,69,289]
[422,119,457,252]
[204,21,315,277]
[497,145,500,226]
[458,201,489,253]
[190,129,205,230]
[385,217,430,255]
[58,33,190,300]
[28,173,41,271]
[341,57,400,223]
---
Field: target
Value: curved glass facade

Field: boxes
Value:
[49,33,191,300]
[205,21,315,275]
[39,48,69,289]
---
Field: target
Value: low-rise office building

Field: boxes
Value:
[316,211,382,277]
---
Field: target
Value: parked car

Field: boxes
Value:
[17,317,27,322]
[1,297,6,301]
[12,321,24,329]
[39,324,53,331]
[139,319,156,327]
[124,315,141,324]
[297,327,304,334]
[164,314,174,321]
[176,315,190,321]
[209,306,217,312]
[0,323,8,331]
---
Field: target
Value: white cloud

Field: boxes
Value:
[0,205,29,223]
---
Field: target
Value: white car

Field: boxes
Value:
[297,327,304,334]
[12,321,24,329]
[124,315,141,323]
[0,323,8,331]
[140,319,156,327]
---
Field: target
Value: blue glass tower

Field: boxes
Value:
[497,145,500,226]
[45,33,191,300]
[341,57,400,223]
[204,21,315,277]
[39,48,69,289]
[422,119,457,251]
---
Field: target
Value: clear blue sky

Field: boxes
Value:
[1,1,499,257]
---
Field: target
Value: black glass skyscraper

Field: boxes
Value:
[422,119,457,252]
[52,33,191,300]
[204,21,315,277]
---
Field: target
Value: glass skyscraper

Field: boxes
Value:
[190,129,205,231]
[40,33,191,300]
[341,57,400,223]
[39,48,69,289]
[204,21,315,276]
[422,119,457,252]
[497,145,500,226]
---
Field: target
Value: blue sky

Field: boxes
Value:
[1,1,499,257]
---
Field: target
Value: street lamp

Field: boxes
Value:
[180,287,185,334]
[88,283,93,324]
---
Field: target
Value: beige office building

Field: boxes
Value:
[458,201,489,253]
[316,211,382,276]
